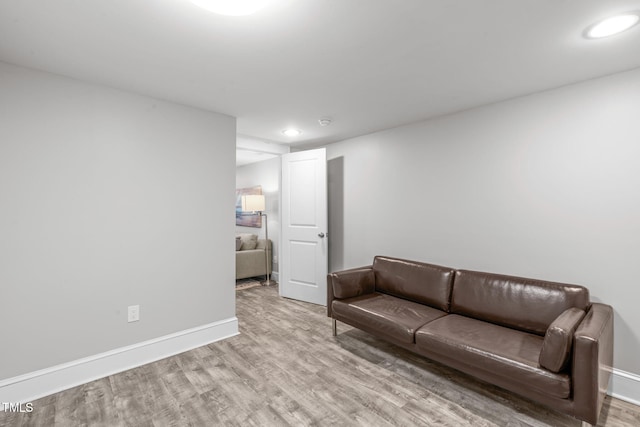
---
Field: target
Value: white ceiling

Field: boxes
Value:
[1,0,640,151]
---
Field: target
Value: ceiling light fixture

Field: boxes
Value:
[190,0,273,16]
[585,13,640,39]
[282,128,302,137]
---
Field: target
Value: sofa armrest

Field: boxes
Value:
[327,266,374,317]
[571,303,614,425]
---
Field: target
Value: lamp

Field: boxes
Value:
[241,194,265,212]
[241,194,276,286]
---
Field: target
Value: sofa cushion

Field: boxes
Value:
[255,239,270,250]
[238,233,258,250]
[372,256,455,311]
[451,270,590,335]
[415,314,571,399]
[332,293,447,344]
[539,307,586,373]
[235,236,242,251]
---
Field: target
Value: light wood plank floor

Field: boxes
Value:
[2,285,639,426]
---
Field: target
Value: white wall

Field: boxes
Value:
[236,157,281,275]
[326,67,640,376]
[0,62,236,380]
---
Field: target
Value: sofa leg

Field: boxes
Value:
[332,319,337,336]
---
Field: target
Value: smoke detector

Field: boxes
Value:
[318,117,333,126]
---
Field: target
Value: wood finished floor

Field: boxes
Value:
[2,285,639,427]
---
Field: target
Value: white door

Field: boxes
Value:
[280,148,328,305]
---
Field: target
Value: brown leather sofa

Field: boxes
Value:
[327,256,613,426]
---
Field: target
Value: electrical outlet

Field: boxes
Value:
[127,305,140,323]
[273,255,278,263]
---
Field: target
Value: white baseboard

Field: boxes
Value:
[609,368,640,406]
[0,317,239,404]
[271,271,279,281]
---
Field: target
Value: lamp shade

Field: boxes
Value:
[241,194,265,212]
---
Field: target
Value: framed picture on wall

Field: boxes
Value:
[236,186,262,227]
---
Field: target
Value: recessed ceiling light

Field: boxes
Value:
[585,13,640,39]
[190,0,273,16]
[282,128,302,137]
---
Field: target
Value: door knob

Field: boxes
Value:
[318,232,325,238]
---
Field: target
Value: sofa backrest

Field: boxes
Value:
[451,270,590,336]
[373,256,455,311]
